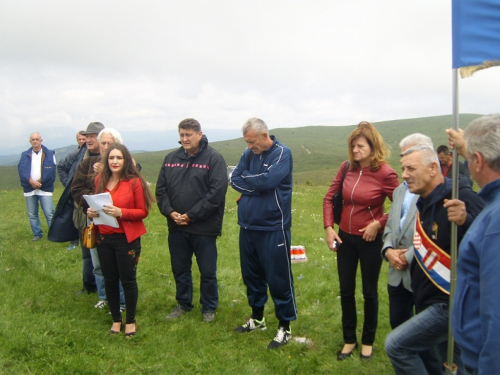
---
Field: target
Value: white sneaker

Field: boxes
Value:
[234,317,267,333]
[94,300,108,309]
[267,326,292,349]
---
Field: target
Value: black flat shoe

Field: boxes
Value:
[109,319,124,335]
[337,343,358,361]
[125,321,137,338]
[360,347,373,360]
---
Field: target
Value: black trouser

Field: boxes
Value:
[97,233,141,324]
[336,230,382,346]
[388,281,415,329]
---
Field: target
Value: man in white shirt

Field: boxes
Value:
[18,133,57,241]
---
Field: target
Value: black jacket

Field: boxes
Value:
[411,177,484,310]
[155,135,228,237]
[48,145,87,242]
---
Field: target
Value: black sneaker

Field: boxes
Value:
[234,317,266,333]
[267,326,292,349]
[202,311,215,322]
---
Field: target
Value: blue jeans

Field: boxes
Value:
[80,234,97,292]
[25,195,54,237]
[463,365,478,375]
[168,231,218,313]
[90,246,125,305]
[385,302,465,375]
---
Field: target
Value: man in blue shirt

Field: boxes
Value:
[447,114,500,375]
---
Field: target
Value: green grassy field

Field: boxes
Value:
[1,184,397,374]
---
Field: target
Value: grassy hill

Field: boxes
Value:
[1,114,481,190]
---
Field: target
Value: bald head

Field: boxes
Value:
[29,132,43,152]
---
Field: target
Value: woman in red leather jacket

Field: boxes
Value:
[88,143,155,338]
[323,121,399,360]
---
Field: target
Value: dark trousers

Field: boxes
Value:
[80,234,97,292]
[168,231,218,313]
[239,228,297,322]
[388,281,415,329]
[337,230,383,345]
[97,233,141,324]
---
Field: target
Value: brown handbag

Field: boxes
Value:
[82,222,96,248]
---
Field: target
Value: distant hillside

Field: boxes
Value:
[133,114,481,187]
[0,114,482,190]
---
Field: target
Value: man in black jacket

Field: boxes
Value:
[57,130,86,187]
[156,118,227,322]
[437,144,472,186]
[54,130,86,250]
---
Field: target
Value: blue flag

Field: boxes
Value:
[452,0,500,77]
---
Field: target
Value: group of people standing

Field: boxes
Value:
[323,116,498,374]
[18,114,500,371]
[19,117,296,349]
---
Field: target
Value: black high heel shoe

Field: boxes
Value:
[109,319,124,335]
[337,342,358,360]
[125,321,137,338]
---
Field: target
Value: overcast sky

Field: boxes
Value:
[1,1,499,155]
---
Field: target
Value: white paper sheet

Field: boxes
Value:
[83,193,120,228]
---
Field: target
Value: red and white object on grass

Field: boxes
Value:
[290,245,308,263]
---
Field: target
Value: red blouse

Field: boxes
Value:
[323,161,399,235]
[95,176,149,243]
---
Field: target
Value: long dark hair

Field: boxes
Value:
[96,143,155,209]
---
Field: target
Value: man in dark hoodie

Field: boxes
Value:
[156,118,228,323]
[385,144,484,375]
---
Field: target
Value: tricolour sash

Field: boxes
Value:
[413,212,451,295]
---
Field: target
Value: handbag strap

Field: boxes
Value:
[340,161,350,185]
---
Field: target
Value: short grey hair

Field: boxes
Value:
[402,145,440,167]
[399,133,434,152]
[97,128,123,145]
[465,113,500,172]
[242,118,268,135]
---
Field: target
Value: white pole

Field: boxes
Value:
[445,68,459,375]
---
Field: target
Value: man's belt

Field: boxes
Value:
[413,211,450,295]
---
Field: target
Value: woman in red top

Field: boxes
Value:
[323,122,399,360]
[87,143,155,337]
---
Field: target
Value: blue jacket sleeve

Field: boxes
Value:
[477,220,500,373]
[57,148,79,186]
[231,147,292,193]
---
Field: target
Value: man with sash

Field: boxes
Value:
[385,144,484,375]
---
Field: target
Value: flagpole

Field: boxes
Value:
[444,67,459,375]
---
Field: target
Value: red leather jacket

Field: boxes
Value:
[323,161,399,235]
[95,176,149,243]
